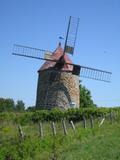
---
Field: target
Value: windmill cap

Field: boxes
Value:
[39,44,73,72]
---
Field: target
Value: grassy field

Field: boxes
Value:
[0,116,120,160]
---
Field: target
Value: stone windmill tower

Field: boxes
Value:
[12,16,112,110]
[36,43,80,109]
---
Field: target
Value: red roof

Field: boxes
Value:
[39,43,73,72]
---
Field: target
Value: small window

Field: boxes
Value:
[72,65,81,75]
[70,101,76,108]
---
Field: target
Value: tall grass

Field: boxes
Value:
[0,111,120,160]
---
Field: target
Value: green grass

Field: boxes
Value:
[59,123,120,160]
[0,119,120,160]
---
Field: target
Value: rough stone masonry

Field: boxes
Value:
[36,44,80,110]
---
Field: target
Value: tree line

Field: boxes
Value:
[0,98,25,112]
[0,84,96,112]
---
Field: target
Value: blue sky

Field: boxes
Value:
[0,0,120,107]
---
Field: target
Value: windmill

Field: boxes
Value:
[12,16,112,109]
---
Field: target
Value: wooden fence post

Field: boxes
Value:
[51,121,56,136]
[70,120,76,132]
[82,115,86,129]
[39,122,43,138]
[62,120,68,135]
[113,111,116,121]
[18,125,25,140]
[99,117,105,127]
[90,115,94,128]
[110,111,113,123]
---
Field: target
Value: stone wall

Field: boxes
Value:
[36,69,79,109]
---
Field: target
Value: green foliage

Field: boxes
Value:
[0,114,120,160]
[14,112,33,125]
[0,97,26,112]
[0,107,120,125]
[31,110,49,123]
[0,112,16,124]
[26,106,35,111]
[15,100,25,112]
[80,84,97,108]
[48,108,64,121]
[0,97,15,112]
[32,108,64,123]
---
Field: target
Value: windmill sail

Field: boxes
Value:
[12,44,112,82]
[80,65,112,82]
[12,44,53,61]
[64,16,79,55]
[12,16,112,83]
